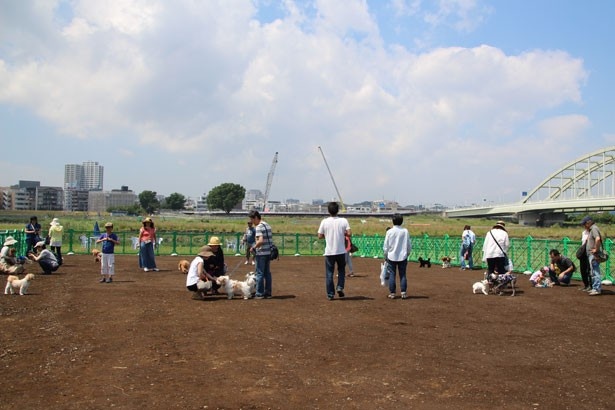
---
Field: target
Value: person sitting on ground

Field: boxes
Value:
[529,266,553,287]
[548,249,576,286]
[28,241,59,275]
[0,236,26,275]
[186,246,217,300]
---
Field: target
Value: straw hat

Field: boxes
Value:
[198,245,214,258]
[3,236,17,246]
[207,236,221,246]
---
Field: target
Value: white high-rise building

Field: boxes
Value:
[64,161,104,191]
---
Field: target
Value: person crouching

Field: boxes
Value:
[28,241,59,275]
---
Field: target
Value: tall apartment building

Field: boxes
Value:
[64,161,104,210]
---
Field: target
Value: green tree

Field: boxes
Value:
[163,193,187,210]
[139,190,160,214]
[207,183,246,213]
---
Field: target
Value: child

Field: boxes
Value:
[96,222,120,283]
[530,266,550,287]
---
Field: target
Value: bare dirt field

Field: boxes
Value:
[1,254,614,410]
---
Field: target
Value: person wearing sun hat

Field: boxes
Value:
[482,220,510,283]
[138,217,159,272]
[96,222,120,283]
[186,245,216,300]
[206,236,226,294]
[48,218,64,266]
[28,241,59,275]
[0,236,25,275]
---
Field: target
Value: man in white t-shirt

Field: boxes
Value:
[318,202,351,300]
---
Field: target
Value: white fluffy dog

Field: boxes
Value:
[216,272,256,300]
[5,273,35,296]
[472,279,489,295]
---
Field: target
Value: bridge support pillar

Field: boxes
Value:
[517,212,566,227]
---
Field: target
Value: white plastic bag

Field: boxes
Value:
[380,262,388,286]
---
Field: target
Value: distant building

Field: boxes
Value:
[88,186,137,213]
[0,181,62,211]
[64,161,104,210]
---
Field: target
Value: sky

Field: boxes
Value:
[1,0,614,208]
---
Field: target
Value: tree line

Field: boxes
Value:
[107,183,246,215]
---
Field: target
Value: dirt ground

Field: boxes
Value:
[1,254,614,410]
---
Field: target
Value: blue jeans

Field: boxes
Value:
[589,254,602,292]
[140,242,157,269]
[345,252,353,273]
[387,259,407,294]
[325,254,346,297]
[460,244,474,269]
[255,254,272,297]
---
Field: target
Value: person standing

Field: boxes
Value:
[138,218,159,272]
[25,216,41,253]
[577,226,591,292]
[317,202,351,300]
[460,225,476,270]
[28,241,59,275]
[345,236,355,277]
[243,221,256,265]
[96,222,120,283]
[248,210,273,299]
[48,218,64,266]
[383,214,412,299]
[482,221,509,283]
[582,216,604,296]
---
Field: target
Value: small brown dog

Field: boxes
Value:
[92,249,102,263]
[441,256,452,268]
[178,259,190,274]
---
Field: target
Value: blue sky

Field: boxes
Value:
[1,0,614,207]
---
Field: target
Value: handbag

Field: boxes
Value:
[350,242,359,253]
[575,243,586,259]
[594,249,609,263]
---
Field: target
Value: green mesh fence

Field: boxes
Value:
[1,229,612,282]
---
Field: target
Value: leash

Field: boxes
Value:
[226,258,245,277]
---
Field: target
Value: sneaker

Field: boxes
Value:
[327,295,334,300]
[264,295,272,299]
[348,272,355,277]
[105,278,111,283]
[337,289,345,298]
[144,268,149,272]
[99,277,106,283]
[254,295,265,300]
[401,292,408,299]
[588,289,601,296]
[244,261,249,265]
[578,286,590,291]
[251,261,255,265]
[388,294,396,299]
[153,268,159,272]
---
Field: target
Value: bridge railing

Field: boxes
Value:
[1,230,612,282]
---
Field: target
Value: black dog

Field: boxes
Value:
[418,257,431,268]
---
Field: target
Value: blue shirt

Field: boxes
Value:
[99,233,119,254]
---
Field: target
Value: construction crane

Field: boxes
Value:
[262,152,278,212]
[317,146,346,212]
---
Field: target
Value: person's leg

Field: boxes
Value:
[335,253,346,295]
[589,254,602,293]
[459,245,466,269]
[387,261,397,295]
[325,256,335,299]
[399,260,408,295]
[263,257,272,297]
[467,245,474,269]
[345,252,354,276]
[579,256,590,289]
[254,254,266,297]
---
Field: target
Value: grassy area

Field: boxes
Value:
[0,210,591,239]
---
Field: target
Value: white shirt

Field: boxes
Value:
[482,228,509,260]
[318,216,350,256]
[186,257,202,287]
[383,225,411,262]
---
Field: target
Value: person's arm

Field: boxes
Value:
[253,235,264,249]
[198,261,215,282]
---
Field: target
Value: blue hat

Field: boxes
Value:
[580,216,592,225]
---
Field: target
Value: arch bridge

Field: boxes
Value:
[445,146,615,225]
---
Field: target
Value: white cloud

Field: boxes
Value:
[0,0,592,204]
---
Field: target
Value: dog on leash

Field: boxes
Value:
[418,257,431,268]
[441,256,452,268]
[216,272,256,300]
[178,259,190,274]
[486,272,517,296]
[472,279,489,295]
[5,274,35,295]
[92,249,102,263]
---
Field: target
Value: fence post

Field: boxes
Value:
[171,231,178,256]
[66,229,75,255]
[295,233,300,256]
[525,235,533,272]
[605,238,613,282]
[562,236,571,257]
